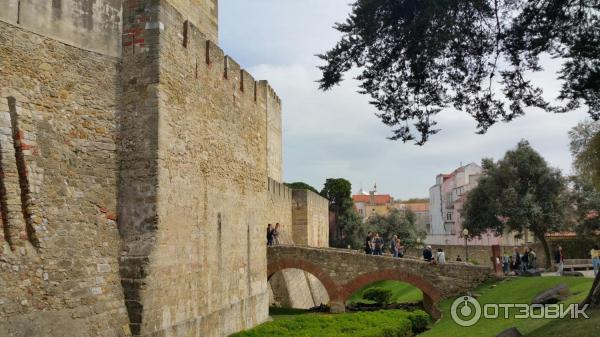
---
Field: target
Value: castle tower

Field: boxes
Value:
[119,0,273,336]
[164,0,219,43]
[1,0,277,336]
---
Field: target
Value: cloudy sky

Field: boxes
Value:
[219,0,589,200]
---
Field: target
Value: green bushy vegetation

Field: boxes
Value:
[230,310,429,337]
[348,280,423,305]
[363,287,393,305]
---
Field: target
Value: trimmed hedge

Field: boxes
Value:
[363,287,393,305]
[230,310,430,337]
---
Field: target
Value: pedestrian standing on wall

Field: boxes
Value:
[591,245,600,276]
[555,245,565,276]
[273,223,281,245]
[365,231,373,254]
[373,233,383,256]
[511,247,521,274]
[502,255,510,274]
[423,245,433,262]
[267,224,274,247]
[436,248,446,265]
[390,235,398,257]
[397,238,404,258]
[522,247,530,271]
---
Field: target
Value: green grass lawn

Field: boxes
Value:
[243,277,598,337]
[422,276,597,337]
[230,309,429,337]
[348,280,423,305]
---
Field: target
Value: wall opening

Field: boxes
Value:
[182,20,189,48]
[268,268,330,310]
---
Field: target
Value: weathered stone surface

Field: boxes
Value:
[267,246,492,317]
[532,284,570,305]
[292,189,329,247]
[0,1,330,337]
[0,16,129,337]
[266,179,330,310]
[0,0,122,56]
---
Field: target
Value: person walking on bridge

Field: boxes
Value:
[390,235,399,257]
[267,224,274,247]
[373,233,384,256]
[365,231,373,254]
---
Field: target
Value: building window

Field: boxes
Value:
[446,212,453,221]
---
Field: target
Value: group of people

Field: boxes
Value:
[266,223,281,246]
[364,232,405,257]
[501,246,538,275]
[421,245,447,265]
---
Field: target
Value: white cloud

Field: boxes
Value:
[220,1,590,199]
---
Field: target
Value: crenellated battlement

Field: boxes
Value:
[268,177,292,200]
[178,16,282,107]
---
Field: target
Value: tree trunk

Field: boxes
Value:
[537,233,552,269]
[582,272,600,308]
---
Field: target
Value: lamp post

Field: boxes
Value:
[462,228,469,261]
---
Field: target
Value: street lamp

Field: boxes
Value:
[462,228,469,261]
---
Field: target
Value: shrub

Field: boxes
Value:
[363,287,393,305]
[230,310,430,337]
[407,311,429,333]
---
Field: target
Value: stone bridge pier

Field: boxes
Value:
[267,245,492,318]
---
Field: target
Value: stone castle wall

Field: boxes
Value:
[292,189,329,247]
[0,0,122,56]
[117,1,275,335]
[0,0,331,336]
[266,178,293,243]
[268,188,330,309]
[0,19,129,337]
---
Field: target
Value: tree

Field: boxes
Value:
[320,178,353,215]
[285,181,319,194]
[318,0,600,145]
[366,208,426,249]
[568,121,600,308]
[333,200,367,249]
[320,178,366,248]
[462,141,568,267]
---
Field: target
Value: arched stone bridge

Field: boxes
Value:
[267,245,492,317]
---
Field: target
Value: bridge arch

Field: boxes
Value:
[267,258,442,318]
[267,258,340,300]
[338,269,442,318]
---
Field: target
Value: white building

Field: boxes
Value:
[428,163,528,246]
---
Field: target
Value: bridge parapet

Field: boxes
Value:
[267,245,492,317]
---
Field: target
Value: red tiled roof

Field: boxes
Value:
[352,194,392,205]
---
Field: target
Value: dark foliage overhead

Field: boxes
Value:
[318,0,600,144]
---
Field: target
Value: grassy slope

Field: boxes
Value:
[230,310,428,337]
[422,276,597,337]
[348,280,423,304]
